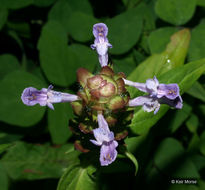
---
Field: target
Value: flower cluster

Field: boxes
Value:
[21,23,183,166]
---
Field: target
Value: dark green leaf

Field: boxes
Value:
[188,19,205,61]
[107,7,143,55]
[0,70,46,126]
[49,0,94,35]
[33,0,56,7]
[0,0,33,9]
[0,54,20,80]
[155,0,196,25]
[0,163,8,190]
[0,6,8,30]
[197,0,205,7]
[113,56,136,76]
[168,103,192,133]
[186,114,198,133]
[57,165,98,190]
[148,27,179,54]
[38,21,77,86]
[66,12,98,42]
[1,142,80,180]
[199,131,205,156]
[0,143,12,154]
[68,44,97,72]
[187,81,205,102]
[154,138,199,178]
[48,103,73,144]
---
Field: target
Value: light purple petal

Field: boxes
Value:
[90,139,101,146]
[157,83,180,99]
[100,141,118,166]
[146,78,158,95]
[123,79,147,92]
[97,113,110,131]
[93,128,112,145]
[21,87,47,106]
[129,96,152,107]
[93,23,108,39]
[47,102,54,110]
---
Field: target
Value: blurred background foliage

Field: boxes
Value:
[1,0,205,189]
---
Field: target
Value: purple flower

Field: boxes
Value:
[124,76,183,114]
[90,114,118,166]
[21,85,79,110]
[91,23,112,67]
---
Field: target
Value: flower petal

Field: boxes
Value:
[97,113,110,132]
[100,141,118,166]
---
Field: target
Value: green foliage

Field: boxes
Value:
[1,0,205,189]
[107,6,143,55]
[57,165,98,190]
[0,6,8,30]
[155,0,196,25]
[48,103,73,144]
[154,138,199,178]
[188,19,205,61]
[148,27,178,54]
[0,163,8,190]
[1,142,79,180]
[0,54,20,80]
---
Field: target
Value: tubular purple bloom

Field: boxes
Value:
[90,113,118,166]
[91,23,112,67]
[126,76,183,113]
[21,85,79,110]
[129,96,160,114]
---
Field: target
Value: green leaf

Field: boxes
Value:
[68,44,97,72]
[188,19,205,62]
[33,0,55,7]
[0,54,20,80]
[48,103,74,144]
[199,131,205,156]
[187,81,205,102]
[48,0,94,35]
[38,21,77,86]
[0,6,8,30]
[0,143,12,154]
[197,0,205,7]
[129,58,205,135]
[0,163,8,190]
[124,151,138,175]
[0,0,33,9]
[107,6,143,55]
[168,103,192,133]
[57,165,98,190]
[148,27,179,54]
[113,56,136,76]
[154,138,199,178]
[155,0,196,25]
[1,141,80,180]
[186,114,198,133]
[0,70,46,126]
[66,12,98,42]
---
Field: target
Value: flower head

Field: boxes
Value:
[21,85,79,110]
[90,114,118,166]
[91,23,112,67]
